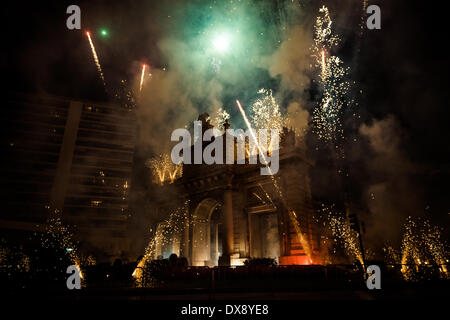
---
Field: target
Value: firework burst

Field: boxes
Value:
[146,153,183,185]
[311,6,353,142]
[133,201,190,286]
[249,89,288,152]
[400,216,448,281]
[315,204,365,267]
[209,107,230,131]
[250,89,286,132]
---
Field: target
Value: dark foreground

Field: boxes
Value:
[3,265,448,319]
[3,264,448,301]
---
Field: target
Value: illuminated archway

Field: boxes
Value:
[191,198,221,266]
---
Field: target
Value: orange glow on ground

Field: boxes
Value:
[279,255,316,265]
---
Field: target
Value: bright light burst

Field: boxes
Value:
[212,32,231,52]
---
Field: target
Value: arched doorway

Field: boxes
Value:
[191,198,223,266]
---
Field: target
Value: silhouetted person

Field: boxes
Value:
[168,253,178,267]
[178,257,188,267]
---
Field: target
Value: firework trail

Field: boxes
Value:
[321,50,326,76]
[236,100,313,263]
[311,7,358,245]
[259,183,275,206]
[86,31,106,87]
[236,100,269,166]
[252,192,266,204]
[359,1,368,42]
[139,64,147,92]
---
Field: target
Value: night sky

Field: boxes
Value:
[3,0,449,246]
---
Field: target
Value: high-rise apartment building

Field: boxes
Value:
[1,93,136,261]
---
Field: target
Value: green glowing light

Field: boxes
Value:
[212,33,231,52]
[100,29,108,37]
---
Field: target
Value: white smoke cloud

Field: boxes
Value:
[359,115,423,250]
[286,101,310,139]
[136,38,224,155]
[262,26,313,92]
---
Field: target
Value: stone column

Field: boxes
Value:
[220,171,235,266]
[221,188,233,265]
